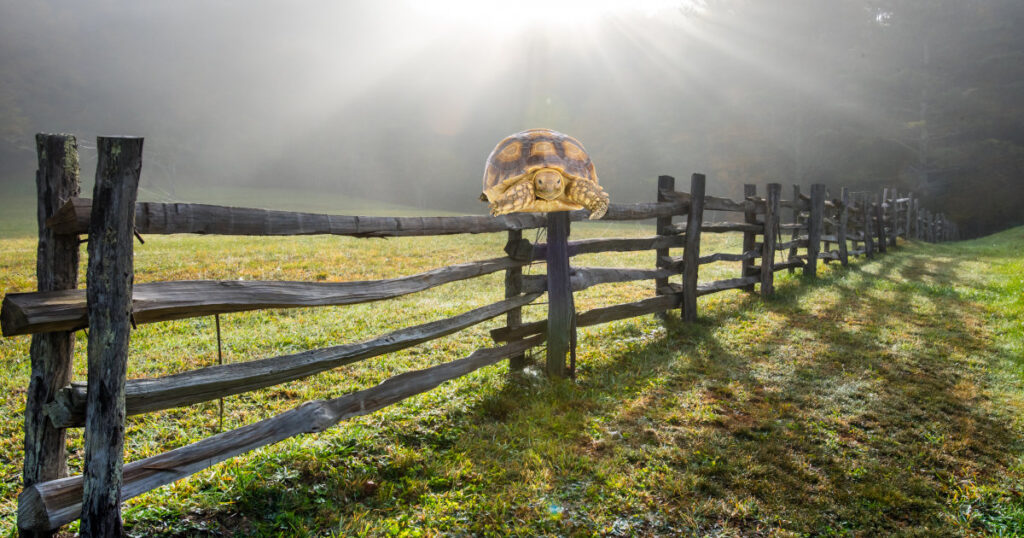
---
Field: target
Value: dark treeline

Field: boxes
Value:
[1,0,1021,237]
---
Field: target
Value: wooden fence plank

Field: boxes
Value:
[741,184,758,292]
[760,183,780,297]
[2,257,531,337]
[47,293,542,428]
[682,174,706,322]
[504,230,526,370]
[21,134,81,538]
[838,188,849,266]
[787,185,802,273]
[654,175,676,319]
[545,212,573,378]
[19,335,545,533]
[804,184,825,277]
[491,294,681,343]
[81,136,143,537]
[48,198,688,237]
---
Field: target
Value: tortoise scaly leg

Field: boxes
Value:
[566,179,609,220]
[490,179,535,216]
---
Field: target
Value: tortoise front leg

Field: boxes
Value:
[489,179,535,216]
[566,179,609,220]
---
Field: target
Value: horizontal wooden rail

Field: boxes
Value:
[46,293,542,428]
[775,238,808,251]
[660,190,761,214]
[521,267,676,295]
[530,235,687,259]
[697,276,760,295]
[2,257,531,337]
[698,249,760,265]
[491,294,681,342]
[752,260,805,273]
[47,198,688,237]
[19,335,545,532]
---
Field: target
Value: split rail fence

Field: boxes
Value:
[3,134,958,535]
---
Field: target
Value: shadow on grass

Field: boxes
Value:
[124,242,1024,537]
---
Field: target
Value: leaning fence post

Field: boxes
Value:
[504,229,526,370]
[760,183,780,297]
[838,187,849,266]
[545,212,573,378]
[741,184,757,291]
[20,134,81,536]
[682,173,705,322]
[804,184,825,277]
[80,136,143,537]
[654,175,675,318]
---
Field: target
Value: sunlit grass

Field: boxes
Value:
[0,223,1022,535]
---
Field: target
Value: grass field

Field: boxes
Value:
[1,215,1022,536]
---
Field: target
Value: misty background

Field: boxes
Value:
[1,0,1022,237]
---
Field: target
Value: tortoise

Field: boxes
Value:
[480,128,609,219]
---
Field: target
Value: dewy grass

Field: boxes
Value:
[1,223,1023,536]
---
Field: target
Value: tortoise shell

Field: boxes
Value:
[481,128,598,201]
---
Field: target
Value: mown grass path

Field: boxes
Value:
[1,225,1022,536]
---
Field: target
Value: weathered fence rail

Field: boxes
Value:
[4,133,958,534]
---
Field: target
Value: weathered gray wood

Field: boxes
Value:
[838,188,849,266]
[47,293,542,428]
[778,222,805,231]
[804,184,825,277]
[875,194,887,253]
[775,238,808,251]
[787,185,802,274]
[522,267,676,295]
[752,260,805,273]
[701,222,763,233]
[698,276,760,296]
[905,194,914,241]
[698,249,760,265]
[18,335,545,533]
[741,184,758,292]
[545,212,572,378]
[760,184,780,297]
[654,176,676,319]
[863,194,875,258]
[888,189,899,245]
[491,294,681,342]
[530,235,687,259]
[911,198,920,240]
[48,197,688,237]
[682,174,705,322]
[505,230,526,370]
[20,134,81,538]
[2,257,531,337]
[818,251,842,261]
[81,136,143,537]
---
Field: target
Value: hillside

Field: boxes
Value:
[0,226,1022,535]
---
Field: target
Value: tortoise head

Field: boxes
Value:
[532,168,566,201]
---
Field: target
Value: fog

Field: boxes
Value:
[2,0,1022,236]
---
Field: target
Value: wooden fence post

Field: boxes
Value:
[682,173,705,322]
[863,194,875,259]
[80,136,143,537]
[20,134,81,537]
[787,185,801,273]
[911,198,919,240]
[904,194,913,240]
[654,175,675,318]
[875,193,887,254]
[889,189,899,246]
[760,183,780,297]
[545,212,572,378]
[804,184,825,277]
[741,184,757,291]
[504,229,525,370]
[838,187,849,266]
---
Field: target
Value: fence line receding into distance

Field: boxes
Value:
[2,133,959,534]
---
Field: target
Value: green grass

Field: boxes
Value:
[1,222,1022,536]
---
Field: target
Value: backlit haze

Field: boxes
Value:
[1,0,1022,236]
